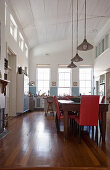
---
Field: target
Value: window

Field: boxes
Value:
[24,43,28,58]
[19,32,24,51]
[37,68,50,95]
[104,34,108,50]
[95,34,109,58]
[10,14,17,40]
[58,68,71,96]
[79,68,92,95]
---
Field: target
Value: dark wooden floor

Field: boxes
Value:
[0,111,110,168]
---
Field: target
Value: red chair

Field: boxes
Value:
[54,96,75,131]
[74,95,99,144]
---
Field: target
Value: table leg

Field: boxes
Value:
[64,111,68,139]
[101,111,106,142]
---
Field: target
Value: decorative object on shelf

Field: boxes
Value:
[77,0,93,51]
[4,58,8,70]
[18,67,22,74]
[67,0,77,68]
[29,81,35,86]
[71,0,83,62]
[73,82,78,86]
[52,81,56,86]
[0,79,10,96]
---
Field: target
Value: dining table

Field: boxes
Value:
[58,100,109,142]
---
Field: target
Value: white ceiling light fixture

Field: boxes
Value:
[77,0,93,51]
[67,0,77,68]
[71,0,83,62]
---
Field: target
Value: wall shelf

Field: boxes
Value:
[0,78,10,95]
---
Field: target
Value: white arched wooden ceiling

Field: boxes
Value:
[10,0,110,48]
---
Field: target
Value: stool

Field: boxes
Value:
[47,97,54,116]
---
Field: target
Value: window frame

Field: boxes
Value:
[24,43,28,58]
[36,68,51,95]
[79,68,93,95]
[95,34,109,58]
[19,32,24,51]
[58,68,72,96]
[10,14,17,41]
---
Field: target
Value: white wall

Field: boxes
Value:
[0,0,6,108]
[5,0,29,68]
[0,0,29,109]
[29,40,94,90]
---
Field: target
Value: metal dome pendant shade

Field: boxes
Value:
[71,53,83,62]
[67,0,77,68]
[71,0,83,62]
[77,0,93,51]
[67,61,77,68]
[77,39,93,51]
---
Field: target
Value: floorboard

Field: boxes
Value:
[0,112,110,168]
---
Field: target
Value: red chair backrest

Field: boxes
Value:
[54,96,60,118]
[79,95,99,126]
[101,96,105,103]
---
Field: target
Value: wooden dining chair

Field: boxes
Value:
[74,95,99,144]
[47,96,54,116]
[54,96,75,132]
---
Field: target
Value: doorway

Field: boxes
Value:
[5,48,17,117]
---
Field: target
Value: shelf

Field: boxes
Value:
[0,78,10,95]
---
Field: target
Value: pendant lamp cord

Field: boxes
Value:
[84,0,86,39]
[76,0,78,53]
[72,0,73,60]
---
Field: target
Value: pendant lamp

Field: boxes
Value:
[77,0,93,51]
[67,61,77,68]
[71,0,83,62]
[67,0,77,68]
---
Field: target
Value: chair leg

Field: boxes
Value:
[79,126,81,144]
[88,126,90,133]
[73,121,77,136]
[99,119,102,138]
[55,114,60,132]
[95,126,98,145]
[72,119,74,127]
[92,126,94,140]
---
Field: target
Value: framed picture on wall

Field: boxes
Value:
[73,82,78,86]
[52,81,56,86]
